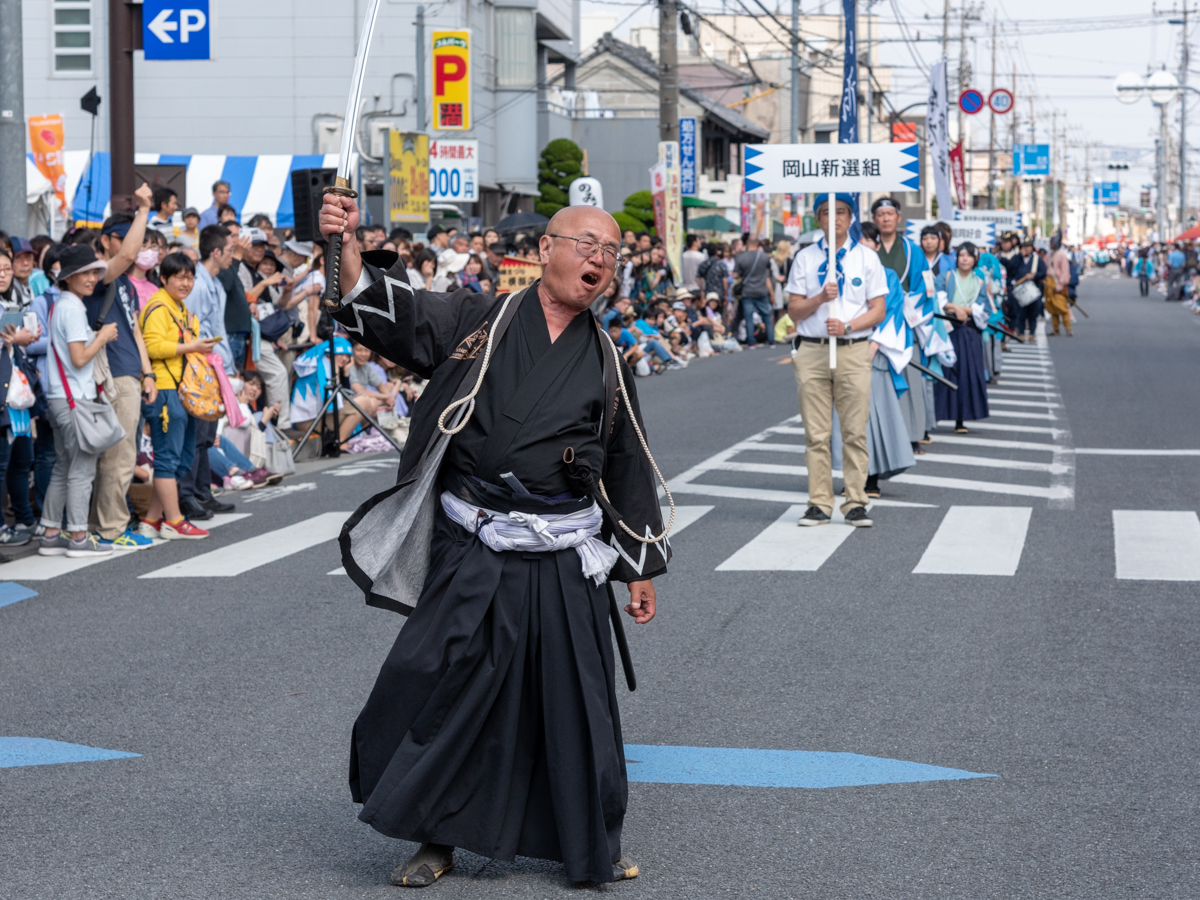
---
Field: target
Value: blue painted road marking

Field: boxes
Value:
[0,738,140,769]
[0,582,38,608]
[624,745,996,789]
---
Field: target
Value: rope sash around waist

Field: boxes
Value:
[440,491,619,586]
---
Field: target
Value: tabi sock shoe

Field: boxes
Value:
[613,857,640,881]
[389,843,455,887]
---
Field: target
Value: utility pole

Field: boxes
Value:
[987,15,997,208]
[1083,142,1090,239]
[416,6,426,131]
[1181,3,1190,227]
[108,0,136,212]
[1159,102,1169,239]
[0,0,25,233]
[942,0,950,59]
[1011,63,1019,215]
[659,0,680,143]
[1051,110,1057,233]
[790,0,800,215]
[1029,94,1038,233]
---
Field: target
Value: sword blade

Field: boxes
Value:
[337,0,384,180]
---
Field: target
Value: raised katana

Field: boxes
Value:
[322,0,384,311]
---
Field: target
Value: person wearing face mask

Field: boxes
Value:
[129,233,165,309]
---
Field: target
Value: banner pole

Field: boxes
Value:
[827,191,838,370]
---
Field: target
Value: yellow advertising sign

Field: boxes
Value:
[432,30,471,131]
[388,131,429,223]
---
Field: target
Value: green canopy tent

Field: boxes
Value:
[688,214,738,233]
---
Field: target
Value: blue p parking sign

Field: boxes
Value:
[143,0,212,61]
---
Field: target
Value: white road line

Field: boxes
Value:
[988,398,1063,409]
[996,378,1056,387]
[1113,510,1200,580]
[988,388,1056,397]
[1,514,252,581]
[665,505,714,535]
[140,512,349,578]
[916,452,1066,473]
[765,425,806,436]
[328,566,347,575]
[889,472,1071,500]
[987,410,1057,420]
[720,461,808,477]
[925,434,1063,452]
[913,506,1032,575]
[735,441,805,454]
[715,505,855,571]
[667,480,934,508]
[936,421,1068,436]
[1076,448,1200,456]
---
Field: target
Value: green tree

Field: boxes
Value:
[614,189,656,236]
[536,138,584,219]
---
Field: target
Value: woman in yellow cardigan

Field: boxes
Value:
[138,252,219,540]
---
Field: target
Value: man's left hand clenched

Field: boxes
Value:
[625,580,656,624]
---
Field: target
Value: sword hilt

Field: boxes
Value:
[321,178,358,311]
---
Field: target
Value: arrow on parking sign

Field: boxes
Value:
[143,1,212,60]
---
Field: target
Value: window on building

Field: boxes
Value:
[495,8,535,87]
[54,0,93,73]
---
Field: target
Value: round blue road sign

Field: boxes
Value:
[959,89,985,114]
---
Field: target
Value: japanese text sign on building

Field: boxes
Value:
[388,131,429,223]
[432,31,471,131]
[428,139,478,202]
[143,0,212,61]
[679,117,697,196]
[955,209,1024,229]
[497,256,543,295]
[1012,144,1050,177]
[741,142,919,194]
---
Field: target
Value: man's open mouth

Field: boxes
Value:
[581,272,600,287]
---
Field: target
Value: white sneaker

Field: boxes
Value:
[224,474,255,491]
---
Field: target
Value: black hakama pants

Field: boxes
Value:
[934,323,990,423]
[349,509,627,883]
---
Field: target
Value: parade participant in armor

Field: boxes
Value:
[319,195,670,888]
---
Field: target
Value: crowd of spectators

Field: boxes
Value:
[0,178,416,561]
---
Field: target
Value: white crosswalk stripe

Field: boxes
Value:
[913,507,1032,575]
[1,514,251,581]
[715,505,855,571]
[140,512,349,578]
[1112,511,1200,581]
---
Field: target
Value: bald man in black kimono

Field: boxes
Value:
[319,196,669,888]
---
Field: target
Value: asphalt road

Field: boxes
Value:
[3,269,1199,899]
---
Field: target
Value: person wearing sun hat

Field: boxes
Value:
[37,246,121,558]
[785,192,888,528]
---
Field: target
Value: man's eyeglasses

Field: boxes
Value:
[546,233,620,268]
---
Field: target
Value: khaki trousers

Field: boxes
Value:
[89,374,141,539]
[792,339,871,515]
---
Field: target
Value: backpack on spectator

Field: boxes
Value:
[142,300,224,421]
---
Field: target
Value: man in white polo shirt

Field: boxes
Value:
[786,193,888,528]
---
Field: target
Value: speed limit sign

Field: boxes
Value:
[989,88,1014,114]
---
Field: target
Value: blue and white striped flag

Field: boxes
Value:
[838,0,861,237]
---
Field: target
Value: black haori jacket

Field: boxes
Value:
[332,250,670,616]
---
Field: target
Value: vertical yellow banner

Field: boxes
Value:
[389,131,430,223]
[432,31,471,131]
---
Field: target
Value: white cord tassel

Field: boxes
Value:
[598,330,675,545]
[436,294,675,546]
[437,289,521,435]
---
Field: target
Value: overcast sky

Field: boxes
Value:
[582,0,1189,205]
